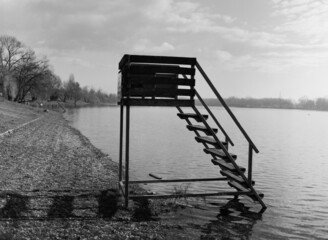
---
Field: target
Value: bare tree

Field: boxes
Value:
[13,49,52,101]
[47,75,62,101]
[0,43,19,100]
[0,48,4,96]
[65,74,81,107]
[0,35,26,72]
[1,35,117,105]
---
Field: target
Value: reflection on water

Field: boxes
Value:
[201,199,262,239]
[64,106,328,239]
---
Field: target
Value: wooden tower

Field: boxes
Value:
[117,54,266,210]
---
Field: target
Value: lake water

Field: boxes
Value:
[64,106,328,239]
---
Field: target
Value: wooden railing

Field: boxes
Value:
[119,55,196,107]
[195,61,259,186]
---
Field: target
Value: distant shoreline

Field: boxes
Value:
[5,95,327,113]
[195,97,328,112]
[197,104,328,112]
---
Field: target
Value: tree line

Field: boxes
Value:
[198,97,328,111]
[0,35,116,106]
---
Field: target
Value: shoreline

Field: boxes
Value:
[0,100,195,239]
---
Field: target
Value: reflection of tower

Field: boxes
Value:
[201,198,263,239]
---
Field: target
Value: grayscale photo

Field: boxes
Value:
[0,0,327,239]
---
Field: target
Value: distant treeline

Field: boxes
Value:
[197,97,328,111]
[0,35,117,107]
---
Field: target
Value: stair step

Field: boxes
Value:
[177,113,208,122]
[220,170,255,186]
[228,180,249,191]
[228,180,264,200]
[187,125,218,135]
[195,136,227,148]
[204,148,237,160]
[212,159,245,173]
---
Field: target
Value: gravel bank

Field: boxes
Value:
[0,102,191,239]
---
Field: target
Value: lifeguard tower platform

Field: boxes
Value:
[117,54,266,210]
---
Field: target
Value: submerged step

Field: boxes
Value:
[195,136,227,148]
[220,170,255,186]
[204,148,237,160]
[177,113,208,122]
[228,180,264,201]
[187,125,218,135]
[211,159,245,173]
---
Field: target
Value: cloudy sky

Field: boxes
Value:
[1,0,328,99]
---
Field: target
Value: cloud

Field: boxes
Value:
[1,0,316,56]
[145,0,236,30]
[133,39,175,53]
[216,50,233,61]
[143,0,292,50]
[64,57,93,68]
[215,48,328,73]
[141,0,328,53]
[2,0,327,75]
[0,0,153,52]
[271,0,328,44]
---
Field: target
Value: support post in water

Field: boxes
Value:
[124,104,130,208]
[119,104,124,182]
[248,144,253,185]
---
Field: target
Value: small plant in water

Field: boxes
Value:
[172,183,191,205]
[171,184,208,210]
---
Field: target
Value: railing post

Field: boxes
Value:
[248,144,253,185]
[225,136,229,150]
[194,90,234,146]
[195,62,259,153]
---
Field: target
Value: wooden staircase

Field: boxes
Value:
[118,54,266,210]
[177,106,265,205]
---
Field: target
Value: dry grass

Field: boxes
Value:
[0,100,40,134]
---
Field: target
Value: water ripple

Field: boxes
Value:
[65,106,328,240]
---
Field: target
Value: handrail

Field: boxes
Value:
[192,105,266,208]
[195,90,234,146]
[196,61,259,153]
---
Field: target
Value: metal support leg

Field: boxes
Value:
[124,105,130,208]
[119,104,124,182]
[248,144,253,186]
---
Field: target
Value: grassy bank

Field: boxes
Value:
[0,98,41,134]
